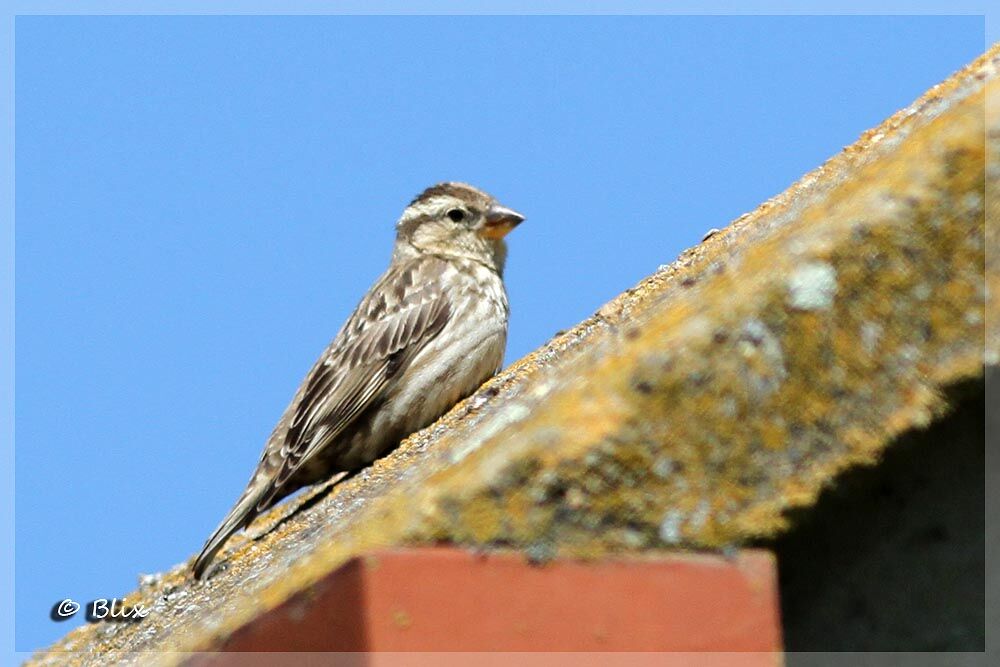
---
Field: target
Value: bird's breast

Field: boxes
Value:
[386,277,507,430]
[345,263,508,466]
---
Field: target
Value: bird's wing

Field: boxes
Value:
[261,256,452,504]
[192,257,451,579]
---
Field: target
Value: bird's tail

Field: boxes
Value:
[192,486,267,580]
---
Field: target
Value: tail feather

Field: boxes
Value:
[192,487,266,580]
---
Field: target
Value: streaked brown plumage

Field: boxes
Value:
[192,182,524,579]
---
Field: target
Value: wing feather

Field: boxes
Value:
[260,258,451,505]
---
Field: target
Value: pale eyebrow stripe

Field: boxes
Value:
[398,196,453,225]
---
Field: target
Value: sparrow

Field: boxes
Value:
[192,182,524,579]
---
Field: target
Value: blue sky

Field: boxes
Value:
[13,14,984,652]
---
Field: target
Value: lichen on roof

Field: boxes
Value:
[30,44,996,666]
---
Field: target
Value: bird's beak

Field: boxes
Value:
[480,203,525,240]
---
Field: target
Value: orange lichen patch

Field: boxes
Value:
[30,45,995,666]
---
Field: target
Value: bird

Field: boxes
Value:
[192,182,525,579]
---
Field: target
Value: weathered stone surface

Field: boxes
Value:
[31,44,995,665]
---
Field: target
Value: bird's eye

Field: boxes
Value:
[447,208,466,222]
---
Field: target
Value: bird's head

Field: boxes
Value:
[394,182,525,274]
